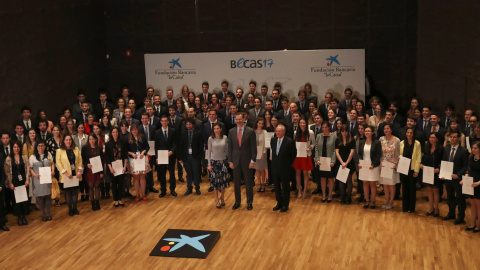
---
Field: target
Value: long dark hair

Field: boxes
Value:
[210,123,223,139]
[33,141,47,162]
[107,127,122,147]
[337,124,351,146]
[425,132,443,154]
[295,118,309,142]
[10,140,23,158]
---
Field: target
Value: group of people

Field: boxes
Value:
[1,81,480,233]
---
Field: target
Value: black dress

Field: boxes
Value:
[421,148,443,188]
[64,149,78,191]
[335,140,356,171]
[12,157,30,216]
[468,156,480,199]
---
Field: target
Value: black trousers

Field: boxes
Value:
[445,179,466,219]
[156,156,176,194]
[401,170,417,212]
[111,174,124,201]
[184,156,200,191]
[273,172,290,208]
[0,190,6,224]
[233,162,254,204]
[4,188,14,213]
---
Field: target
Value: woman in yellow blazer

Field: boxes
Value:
[399,127,422,213]
[56,134,83,216]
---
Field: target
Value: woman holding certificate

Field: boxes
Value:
[399,127,422,213]
[29,141,55,221]
[105,127,128,207]
[420,132,443,217]
[379,123,400,210]
[73,123,89,202]
[46,125,63,206]
[56,135,83,216]
[207,124,229,208]
[127,124,150,203]
[253,118,268,193]
[357,125,381,209]
[314,122,337,203]
[5,141,31,226]
[462,141,480,232]
[82,134,104,211]
[292,118,315,198]
[335,125,356,204]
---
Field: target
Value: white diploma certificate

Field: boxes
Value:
[133,156,146,172]
[89,156,103,174]
[264,132,274,148]
[336,167,350,183]
[157,150,169,165]
[439,161,454,180]
[256,146,263,159]
[359,160,372,181]
[64,176,79,188]
[39,167,52,184]
[148,141,155,156]
[112,160,124,176]
[381,161,395,179]
[397,156,411,175]
[14,185,28,203]
[296,142,308,158]
[422,166,435,185]
[462,176,474,196]
[319,157,331,171]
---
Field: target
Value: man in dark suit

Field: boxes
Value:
[161,89,176,108]
[398,117,426,151]
[146,105,161,128]
[366,96,380,117]
[197,82,212,104]
[271,124,297,212]
[228,112,257,211]
[259,84,272,110]
[154,116,177,197]
[243,81,261,103]
[416,106,432,132]
[153,94,168,118]
[339,88,353,111]
[271,89,282,113]
[123,108,140,128]
[135,96,152,116]
[224,104,239,132]
[295,90,309,116]
[218,96,233,122]
[14,123,25,145]
[216,80,235,101]
[0,131,13,218]
[346,110,359,137]
[177,118,204,196]
[233,88,247,112]
[318,92,333,120]
[463,113,477,137]
[440,131,469,224]
[330,98,347,122]
[71,90,93,118]
[37,119,53,142]
[168,105,184,182]
[248,98,265,125]
[388,101,406,127]
[0,145,9,231]
[440,105,455,129]
[76,102,97,125]
[94,91,114,118]
[186,108,204,134]
[276,99,292,123]
[424,112,447,145]
[196,102,210,124]
[377,110,401,138]
[138,113,158,194]
[20,106,37,136]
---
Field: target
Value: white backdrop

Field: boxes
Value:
[144,49,365,102]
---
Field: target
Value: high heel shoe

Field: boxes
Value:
[370,202,376,209]
[364,201,369,209]
[215,199,221,209]
[220,197,225,206]
[257,184,262,192]
[298,190,302,198]
[143,196,148,202]
[426,210,435,216]
[134,197,140,203]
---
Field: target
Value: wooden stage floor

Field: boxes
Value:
[0,175,479,270]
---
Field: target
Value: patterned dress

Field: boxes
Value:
[379,136,400,185]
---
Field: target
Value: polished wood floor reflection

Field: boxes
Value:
[1,174,479,269]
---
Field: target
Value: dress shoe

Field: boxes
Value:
[378,190,385,196]
[271,188,275,192]
[280,207,288,212]
[47,216,52,221]
[73,209,80,215]
[149,187,159,193]
[232,203,240,210]
[1,224,10,231]
[80,195,85,201]
[247,204,253,211]
[184,189,192,196]
[96,200,101,210]
[273,205,282,211]
[311,189,321,195]
[178,178,185,183]
[426,211,434,216]
[466,226,476,231]
[171,191,177,197]
[208,186,214,192]
[321,198,327,203]
[158,193,166,198]
[114,202,119,208]
[454,219,466,225]
[442,214,455,221]
[290,186,297,192]
[18,218,23,226]
[202,171,208,177]
[69,210,74,216]
[196,190,201,196]
[22,217,28,225]
[91,201,96,211]
[42,216,48,221]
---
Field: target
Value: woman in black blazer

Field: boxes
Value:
[105,127,128,207]
[357,126,382,209]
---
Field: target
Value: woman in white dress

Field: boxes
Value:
[357,125,381,209]
[379,123,400,210]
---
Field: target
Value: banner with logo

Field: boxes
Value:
[144,49,365,102]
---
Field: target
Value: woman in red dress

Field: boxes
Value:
[292,118,315,198]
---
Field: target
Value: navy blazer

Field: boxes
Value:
[154,127,176,153]
[442,145,469,178]
[177,129,204,160]
[138,124,157,142]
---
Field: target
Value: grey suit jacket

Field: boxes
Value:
[227,125,257,167]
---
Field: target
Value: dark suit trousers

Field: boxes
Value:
[111,174,124,201]
[233,161,254,204]
[273,172,290,208]
[445,179,466,219]
[184,155,200,190]
[0,190,6,224]
[401,170,417,212]
[156,157,176,193]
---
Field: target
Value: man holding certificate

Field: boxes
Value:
[440,131,468,224]
[154,116,177,197]
[461,141,480,232]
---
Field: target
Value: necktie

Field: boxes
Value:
[316,127,320,136]
[274,101,277,110]
[150,118,153,126]
[83,114,86,123]
[188,130,192,146]
[172,118,175,125]
[127,119,131,125]
[156,107,160,113]
[424,120,428,130]
[294,126,297,132]
[5,147,9,156]
[276,139,281,155]
[238,128,242,147]
[431,126,435,133]
[351,122,354,131]
[42,134,46,141]
[102,103,105,109]
[144,126,148,140]
[232,116,235,123]
[449,147,456,162]
[164,130,168,140]
[238,100,241,106]
[226,107,230,116]
[204,94,207,101]
[26,121,30,130]
[211,122,214,131]
[301,102,304,110]
[256,110,259,117]
[446,118,449,127]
